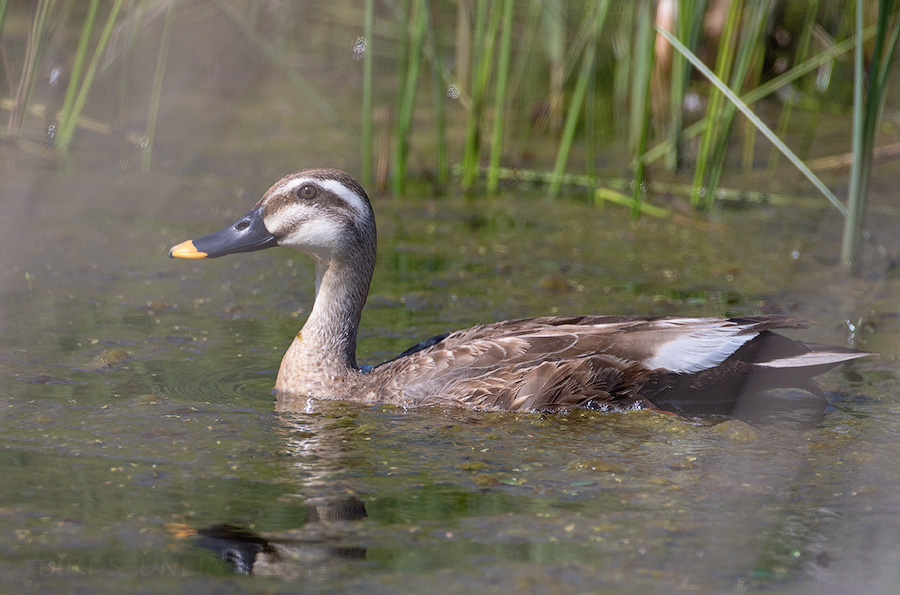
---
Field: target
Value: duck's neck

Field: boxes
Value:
[275,256,372,393]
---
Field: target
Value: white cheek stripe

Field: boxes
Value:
[269,177,369,221]
[286,216,343,250]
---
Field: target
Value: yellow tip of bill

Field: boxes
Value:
[169,240,208,259]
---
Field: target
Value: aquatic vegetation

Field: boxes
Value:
[1,1,897,271]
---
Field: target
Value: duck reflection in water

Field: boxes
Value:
[194,497,367,577]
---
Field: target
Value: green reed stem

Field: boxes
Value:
[542,0,565,131]
[0,1,10,75]
[57,0,97,142]
[548,1,609,198]
[690,0,741,208]
[841,0,900,273]
[487,0,514,194]
[8,0,56,134]
[656,25,847,216]
[628,0,654,155]
[842,0,868,273]
[427,22,449,190]
[584,54,597,182]
[644,25,877,167]
[612,8,634,136]
[461,0,499,190]
[630,0,655,217]
[739,41,765,173]
[392,0,428,196]
[56,0,124,154]
[394,0,410,184]
[703,0,770,202]
[767,0,820,173]
[361,0,374,186]
[665,0,707,171]
[141,0,175,171]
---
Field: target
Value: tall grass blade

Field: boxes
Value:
[56,0,125,154]
[461,0,499,190]
[841,0,900,273]
[454,0,472,96]
[361,0,375,186]
[393,0,411,189]
[628,0,655,155]
[841,0,868,273]
[486,0,513,194]
[0,1,10,77]
[392,0,428,196]
[703,0,770,201]
[541,0,565,131]
[8,0,57,134]
[612,8,635,136]
[656,24,848,216]
[141,0,175,171]
[767,0,821,173]
[57,0,99,143]
[547,1,609,198]
[427,19,449,190]
[690,0,741,208]
[739,40,765,173]
[584,48,597,182]
[664,0,707,171]
[630,0,656,217]
[643,25,877,167]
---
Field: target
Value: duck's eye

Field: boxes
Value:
[235,220,250,231]
[298,185,317,200]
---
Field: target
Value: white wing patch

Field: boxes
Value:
[643,319,757,373]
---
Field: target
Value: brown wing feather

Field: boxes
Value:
[371,315,818,411]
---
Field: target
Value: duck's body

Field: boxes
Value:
[170,168,869,415]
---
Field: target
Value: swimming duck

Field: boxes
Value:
[169,168,869,415]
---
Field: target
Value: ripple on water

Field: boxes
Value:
[159,363,277,405]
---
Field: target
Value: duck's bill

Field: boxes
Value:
[169,208,278,259]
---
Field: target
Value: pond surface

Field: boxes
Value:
[3,6,900,594]
[2,156,900,594]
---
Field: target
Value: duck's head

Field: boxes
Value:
[169,169,376,265]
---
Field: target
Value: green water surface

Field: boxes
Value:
[2,4,900,593]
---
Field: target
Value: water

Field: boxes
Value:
[3,6,900,594]
[2,159,898,594]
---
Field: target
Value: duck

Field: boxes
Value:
[169,168,870,416]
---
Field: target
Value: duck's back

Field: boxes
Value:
[367,315,866,414]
